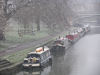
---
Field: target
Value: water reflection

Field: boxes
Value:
[0,66,22,75]
[50,49,66,75]
[21,66,51,75]
[15,49,66,75]
[22,68,41,75]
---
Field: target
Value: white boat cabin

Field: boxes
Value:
[23,46,52,67]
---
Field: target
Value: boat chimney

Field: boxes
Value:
[59,36,60,39]
[43,46,44,51]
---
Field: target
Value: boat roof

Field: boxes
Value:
[69,32,75,35]
[28,46,49,55]
[24,58,28,60]
[55,37,67,41]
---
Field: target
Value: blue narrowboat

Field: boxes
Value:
[22,46,52,67]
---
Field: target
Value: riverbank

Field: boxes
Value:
[0,27,77,73]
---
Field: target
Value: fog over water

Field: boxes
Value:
[13,26,100,75]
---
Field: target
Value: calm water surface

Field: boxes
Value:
[11,26,100,75]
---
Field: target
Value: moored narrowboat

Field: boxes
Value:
[66,32,80,44]
[22,46,52,68]
[79,28,85,37]
[82,24,91,35]
[75,28,85,37]
[51,37,71,51]
[84,24,91,32]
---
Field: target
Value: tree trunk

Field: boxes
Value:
[0,31,5,40]
[0,16,7,41]
[0,22,6,40]
[36,15,40,31]
[0,0,7,40]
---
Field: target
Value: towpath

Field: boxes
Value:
[0,29,73,57]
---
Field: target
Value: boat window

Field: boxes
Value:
[24,60,28,63]
[46,52,48,57]
[53,40,64,45]
[43,53,46,59]
[27,54,40,58]
[34,60,40,63]
[53,41,60,44]
[48,51,50,55]
[61,41,64,45]
[41,55,43,60]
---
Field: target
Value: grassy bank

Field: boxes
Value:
[2,47,36,63]
[0,19,77,52]
[1,30,70,64]
[0,19,78,64]
[0,19,50,51]
[2,39,54,64]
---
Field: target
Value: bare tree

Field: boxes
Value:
[13,0,75,33]
[0,0,7,40]
[0,0,76,40]
[0,0,16,40]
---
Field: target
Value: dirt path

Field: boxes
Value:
[0,30,68,57]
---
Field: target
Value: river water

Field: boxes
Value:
[7,26,100,75]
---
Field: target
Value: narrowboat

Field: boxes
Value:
[51,37,71,51]
[84,24,91,32]
[82,24,91,34]
[22,46,52,67]
[80,28,85,37]
[66,32,80,44]
[75,28,85,37]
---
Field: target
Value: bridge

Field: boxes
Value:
[77,14,100,16]
[74,13,100,25]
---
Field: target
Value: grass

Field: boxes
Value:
[0,19,77,52]
[1,30,70,64]
[2,39,53,64]
[0,19,78,64]
[2,47,36,63]
[0,30,49,51]
[6,30,49,43]
[0,19,50,51]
